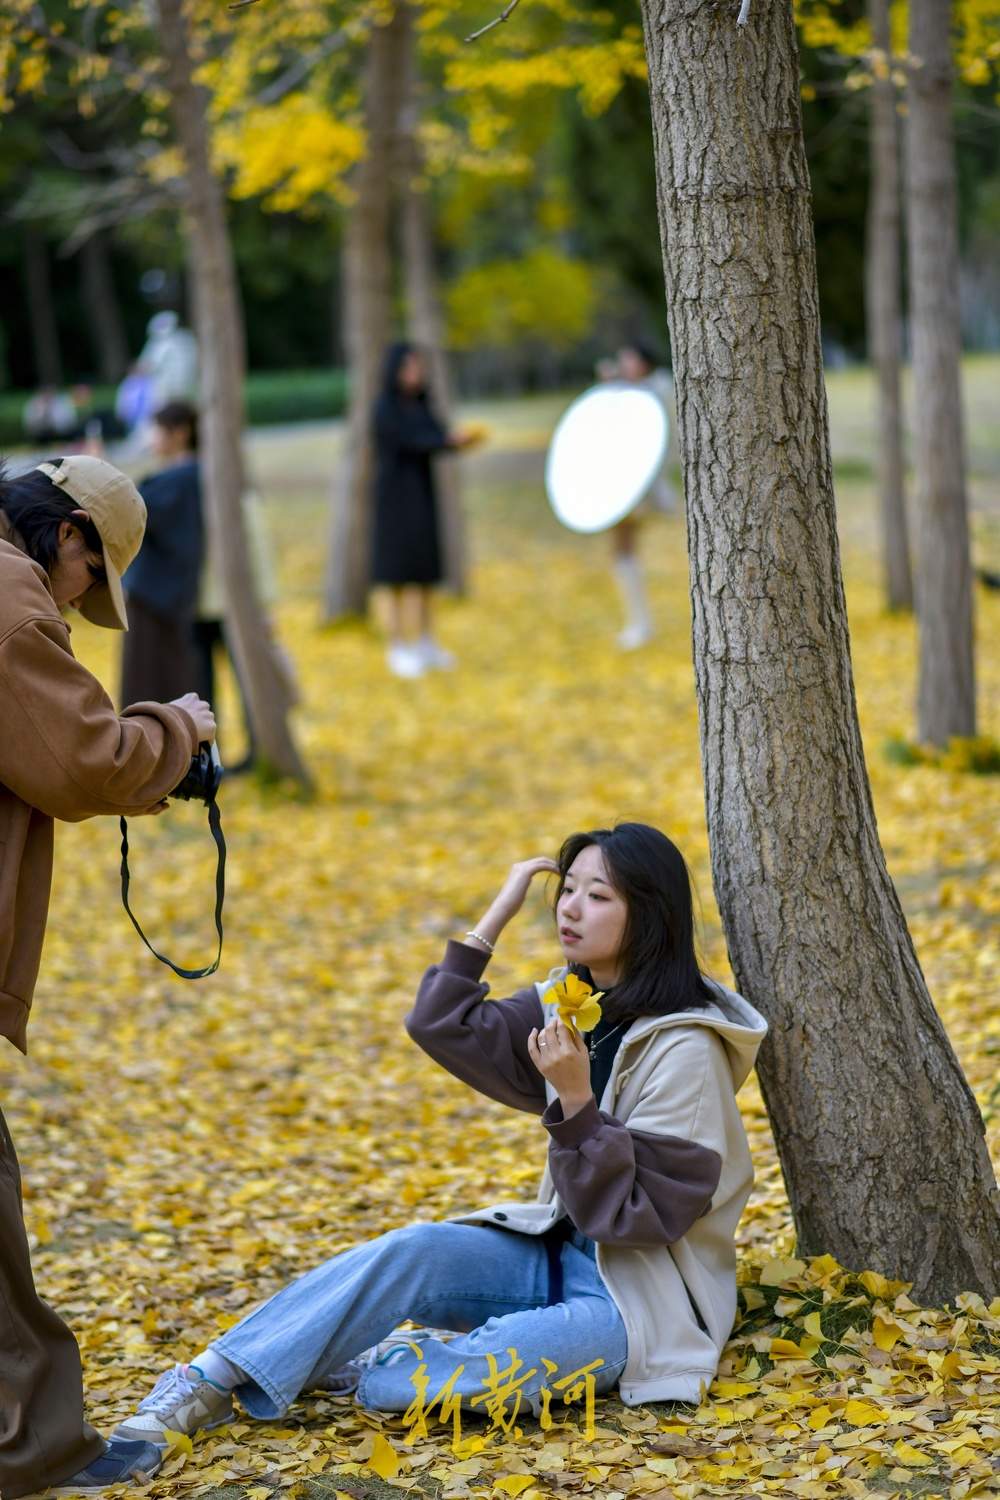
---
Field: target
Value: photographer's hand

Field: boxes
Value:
[170,693,216,744]
[464,856,559,954]
[135,800,169,816]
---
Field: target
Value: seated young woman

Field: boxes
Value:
[115,822,767,1442]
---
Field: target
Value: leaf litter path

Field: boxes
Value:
[3,397,998,1500]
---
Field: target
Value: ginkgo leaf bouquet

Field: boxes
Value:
[549,973,603,1032]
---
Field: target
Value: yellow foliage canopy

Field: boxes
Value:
[447,248,598,350]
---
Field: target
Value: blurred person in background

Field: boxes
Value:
[114,361,158,445]
[120,401,203,708]
[139,310,199,408]
[0,453,214,1496]
[371,342,481,679]
[22,387,80,447]
[599,340,678,651]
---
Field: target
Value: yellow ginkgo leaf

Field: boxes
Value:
[366,1433,402,1480]
[873,1315,904,1351]
[843,1400,885,1426]
[494,1478,536,1498]
[759,1256,807,1286]
[893,1440,932,1467]
[573,996,603,1030]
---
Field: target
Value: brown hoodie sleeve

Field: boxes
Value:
[405,940,547,1114]
[0,612,198,820]
[542,1096,722,1247]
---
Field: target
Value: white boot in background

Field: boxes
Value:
[386,641,426,678]
[416,635,456,671]
[613,556,654,650]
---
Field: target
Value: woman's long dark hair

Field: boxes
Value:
[379,341,428,404]
[0,460,103,574]
[554,822,715,1024]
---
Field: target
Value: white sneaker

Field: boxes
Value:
[112,1363,233,1447]
[315,1326,458,1396]
[617,622,653,651]
[386,643,426,679]
[416,638,456,671]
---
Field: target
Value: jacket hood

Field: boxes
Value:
[537,969,767,1091]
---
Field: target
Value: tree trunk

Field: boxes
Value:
[23,227,63,388]
[155,0,311,789]
[80,231,129,384]
[321,9,404,621]
[866,0,911,613]
[904,0,975,744]
[638,0,1000,1303]
[398,1,468,595]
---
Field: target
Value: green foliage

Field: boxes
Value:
[883,734,1000,773]
[0,370,347,447]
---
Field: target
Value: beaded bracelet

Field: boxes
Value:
[465,930,495,954]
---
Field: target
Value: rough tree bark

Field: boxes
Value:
[866,0,912,613]
[397,0,468,595]
[904,0,976,744]
[321,10,403,621]
[155,0,311,789]
[23,227,63,388]
[80,231,129,384]
[638,0,999,1302]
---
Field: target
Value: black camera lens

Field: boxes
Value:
[172,742,224,803]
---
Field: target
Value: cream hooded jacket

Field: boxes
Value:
[407,941,768,1405]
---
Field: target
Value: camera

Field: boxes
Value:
[172,741,223,803]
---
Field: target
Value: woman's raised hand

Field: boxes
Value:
[495,857,560,922]
[463,856,559,954]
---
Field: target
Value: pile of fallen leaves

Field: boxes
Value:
[2,386,997,1500]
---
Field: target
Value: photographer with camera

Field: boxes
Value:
[0,455,215,1497]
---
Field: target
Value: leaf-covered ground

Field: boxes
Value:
[3,364,998,1500]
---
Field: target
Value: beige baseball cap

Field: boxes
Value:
[36,457,147,631]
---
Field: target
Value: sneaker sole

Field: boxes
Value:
[39,1458,162,1496]
[112,1408,233,1448]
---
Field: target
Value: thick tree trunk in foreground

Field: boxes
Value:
[905,0,975,744]
[322,11,403,621]
[156,0,311,788]
[398,1,467,595]
[80,231,129,384]
[639,0,999,1303]
[866,0,912,613]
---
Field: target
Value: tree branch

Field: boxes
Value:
[254,29,351,105]
[466,0,522,43]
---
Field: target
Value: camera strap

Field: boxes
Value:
[118,799,226,979]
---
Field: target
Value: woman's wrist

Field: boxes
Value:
[463,901,512,952]
[557,1091,594,1119]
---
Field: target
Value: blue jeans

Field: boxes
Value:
[214,1221,628,1419]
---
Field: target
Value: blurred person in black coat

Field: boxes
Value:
[371,342,480,678]
[119,401,202,707]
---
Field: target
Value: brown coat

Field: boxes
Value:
[0,523,198,1054]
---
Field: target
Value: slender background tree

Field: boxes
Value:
[905,0,977,745]
[866,0,912,613]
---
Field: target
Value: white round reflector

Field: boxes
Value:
[545,384,669,534]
